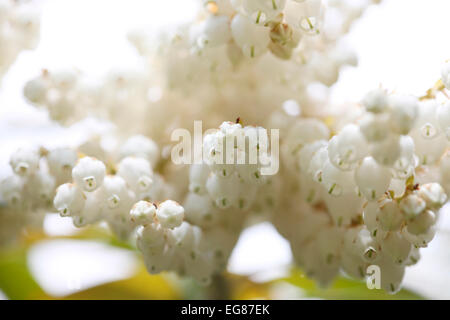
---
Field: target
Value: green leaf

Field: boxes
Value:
[0,247,49,299]
[280,268,424,300]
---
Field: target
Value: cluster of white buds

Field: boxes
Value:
[192,0,374,60]
[183,121,280,226]
[6,0,450,295]
[359,89,450,168]
[1,147,76,211]
[0,135,162,242]
[180,122,277,281]
[0,0,40,79]
[127,121,275,283]
[50,134,165,240]
[24,69,150,127]
[52,150,230,282]
[35,123,245,283]
[270,86,449,292]
[23,69,82,123]
[135,200,236,285]
[193,0,321,60]
[360,182,447,292]
[121,0,379,140]
[0,146,78,245]
[291,88,450,208]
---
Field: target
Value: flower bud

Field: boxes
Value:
[53,183,85,217]
[72,157,106,192]
[362,88,388,113]
[156,200,184,229]
[417,183,447,210]
[10,148,39,176]
[130,200,156,225]
[117,157,153,193]
[388,95,418,135]
[0,175,24,206]
[47,147,78,183]
[400,194,426,218]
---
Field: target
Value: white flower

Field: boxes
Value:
[120,135,159,167]
[206,172,240,208]
[231,13,270,58]
[406,210,436,236]
[284,0,323,34]
[402,225,436,248]
[53,183,85,217]
[369,134,401,166]
[321,160,356,196]
[377,200,404,232]
[117,157,153,193]
[47,147,78,183]
[359,113,389,142]
[355,157,391,201]
[286,119,330,152]
[73,190,104,227]
[392,136,415,179]
[298,140,327,171]
[24,77,47,103]
[363,202,380,233]
[100,175,133,210]
[345,227,378,263]
[231,0,286,22]
[400,194,426,218]
[362,88,388,113]
[137,224,166,251]
[171,222,202,250]
[417,183,447,209]
[308,145,329,183]
[198,15,231,48]
[0,175,24,206]
[235,179,257,209]
[183,192,216,227]
[156,200,184,229]
[28,171,56,204]
[380,232,411,265]
[189,164,210,195]
[10,148,40,176]
[72,157,106,192]
[375,255,405,294]
[130,200,156,225]
[328,124,368,171]
[415,100,441,139]
[388,94,418,135]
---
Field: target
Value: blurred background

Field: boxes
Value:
[1,0,450,299]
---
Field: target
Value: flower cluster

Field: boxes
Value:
[50,135,167,239]
[123,0,377,139]
[190,122,269,208]
[268,87,449,292]
[2,0,450,295]
[0,146,76,245]
[0,0,40,79]
[136,200,238,285]
[24,69,150,127]
[139,121,280,283]
[0,135,157,241]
